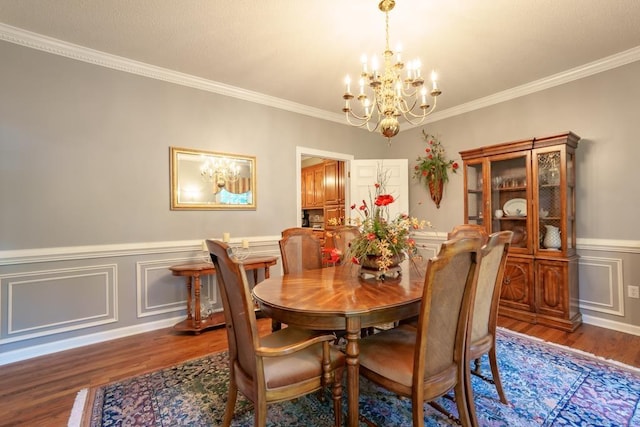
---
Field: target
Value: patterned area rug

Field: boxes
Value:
[76,329,640,426]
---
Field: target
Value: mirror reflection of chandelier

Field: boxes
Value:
[200,156,240,188]
[342,0,442,141]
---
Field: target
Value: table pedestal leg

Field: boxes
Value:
[345,317,361,427]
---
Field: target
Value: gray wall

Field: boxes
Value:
[1,39,639,364]
[0,40,388,362]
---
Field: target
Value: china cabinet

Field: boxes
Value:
[460,132,581,331]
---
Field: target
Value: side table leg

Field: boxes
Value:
[193,273,202,329]
[186,277,193,320]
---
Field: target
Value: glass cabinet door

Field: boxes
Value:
[488,152,531,253]
[533,144,576,256]
[464,160,486,227]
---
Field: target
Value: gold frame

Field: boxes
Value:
[170,147,257,210]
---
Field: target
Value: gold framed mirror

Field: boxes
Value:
[170,147,256,210]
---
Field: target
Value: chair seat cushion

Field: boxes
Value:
[358,327,418,387]
[261,328,345,389]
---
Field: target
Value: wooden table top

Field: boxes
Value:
[253,258,427,320]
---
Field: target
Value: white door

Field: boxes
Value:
[348,159,409,222]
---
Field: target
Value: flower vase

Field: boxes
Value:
[360,253,404,281]
[428,178,444,209]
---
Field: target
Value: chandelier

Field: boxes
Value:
[200,156,240,188]
[342,0,441,141]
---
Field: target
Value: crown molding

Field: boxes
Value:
[411,45,640,127]
[0,23,345,125]
[2,23,639,127]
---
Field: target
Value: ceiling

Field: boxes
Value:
[2,0,640,125]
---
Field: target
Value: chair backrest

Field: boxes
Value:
[206,239,259,383]
[414,237,483,379]
[447,224,489,245]
[326,226,361,264]
[279,227,323,274]
[471,231,513,344]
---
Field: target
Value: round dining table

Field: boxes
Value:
[252,259,427,427]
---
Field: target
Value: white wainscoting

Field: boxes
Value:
[578,256,624,317]
[0,235,638,365]
[0,264,117,344]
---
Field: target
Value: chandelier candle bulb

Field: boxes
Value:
[344,75,351,93]
[222,232,230,243]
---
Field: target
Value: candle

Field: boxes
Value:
[344,75,351,93]
[201,240,208,252]
[431,70,438,91]
[421,87,427,105]
[222,232,230,243]
[242,239,249,249]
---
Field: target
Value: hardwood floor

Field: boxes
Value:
[1,317,638,427]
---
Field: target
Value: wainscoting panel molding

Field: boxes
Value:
[0,264,117,344]
[577,256,624,316]
[136,257,217,318]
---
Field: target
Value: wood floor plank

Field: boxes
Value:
[0,317,638,426]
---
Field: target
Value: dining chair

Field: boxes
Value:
[206,239,345,427]
[447,223,490,244]
[273,228,325,331]
[465,230,513,422]
[357,237,483,427]
[325,225,361,265]
[279,227,324,274]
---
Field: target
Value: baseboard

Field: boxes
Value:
[581,313,640,336]
[0,316,184,366]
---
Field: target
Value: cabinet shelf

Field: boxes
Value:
[493,186,527,192]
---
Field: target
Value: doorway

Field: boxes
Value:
[296,147,354,228]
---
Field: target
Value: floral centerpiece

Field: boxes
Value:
[346,167,428,273]
[413,130,459,208]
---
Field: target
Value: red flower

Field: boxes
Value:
[366,233,377,241]
[452,162,459,170]
[422,171,427,176]
[374,194,394,206]
[428,154,433,159]
[425,147,431,153]
[374,183,380,188]
[350,203,356,210]
[351,256,360,265]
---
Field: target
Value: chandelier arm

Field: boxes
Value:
[345,112,377,131]
[400,100,438,124]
